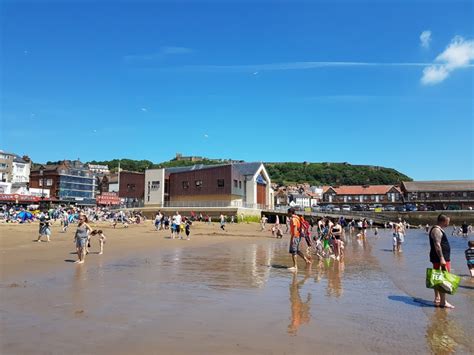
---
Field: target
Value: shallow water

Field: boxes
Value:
[1,229,473,354]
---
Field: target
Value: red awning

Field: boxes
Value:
[0,194,48,203]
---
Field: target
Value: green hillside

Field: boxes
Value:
[265,162,412,186]
[86,158,411,185]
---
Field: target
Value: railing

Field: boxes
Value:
[155,201,270,209]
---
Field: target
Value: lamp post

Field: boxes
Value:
[39,166,45,200]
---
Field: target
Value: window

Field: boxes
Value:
[39,178,43,186]
[182,181,189,189]
[195,180,202,187]
[463,192,467,197]
[239,181,242,189]
[233,179,238,188]
[151,181,160,190]
[46,178,53,186]
[217,179,224,187]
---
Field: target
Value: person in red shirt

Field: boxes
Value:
[288,208,312,271]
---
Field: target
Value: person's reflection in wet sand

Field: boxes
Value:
[288,271,311,336]
[71,265,86,312]
[326,259,344,298]
[426,309,464,354]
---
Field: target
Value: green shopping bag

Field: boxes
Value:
[426,268,461,295]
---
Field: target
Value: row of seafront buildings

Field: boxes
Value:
[0,151,273,210]
[1,150,473,211]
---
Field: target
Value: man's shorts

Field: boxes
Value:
[432,262,451,272]
[289,237,301,255]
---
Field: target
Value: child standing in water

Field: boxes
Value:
[91,230,107,255]
[465,241,474,277]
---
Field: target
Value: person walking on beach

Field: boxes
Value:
[154,212,162,231]
[260,215,268,231]
[62,211,70,233]
[429,214,454,309]
[465,241,474,278]
[393,223,405,253]
[461,222,469,237]
[288,208,312,271]
[74,214,92,264]
[37,215,52,242]
[185,219,191,240]
[220,213,226,231]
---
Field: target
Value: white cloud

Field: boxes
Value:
[421,36,474,85]
[204,134,209,138]
[141,107,148,112]
[421,66,449,85]
[420,30,432,48]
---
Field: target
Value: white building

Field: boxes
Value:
[87,164,110,175]
[12,156,31,183]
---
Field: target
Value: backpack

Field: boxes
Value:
[296,216,310,238]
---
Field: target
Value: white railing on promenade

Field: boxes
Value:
[158,200,269,210]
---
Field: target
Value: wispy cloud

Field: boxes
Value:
[421,36,474,85]
[169,61,429,73]
[420,30,432,48]
[161,46,193,55]
[124,46,193,64]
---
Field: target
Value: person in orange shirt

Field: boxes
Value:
[288,208,312,271]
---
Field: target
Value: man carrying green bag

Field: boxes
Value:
[427,214,456,309]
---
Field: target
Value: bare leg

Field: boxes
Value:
[288,254,298,270]
[439,292,455,309]
[99,241,104,255]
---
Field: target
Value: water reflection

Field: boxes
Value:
[426,309,463,354]
[325,259,344,298]
[287,271,312,336]
[71,265,86,307]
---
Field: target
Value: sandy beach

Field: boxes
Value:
[1,221,473,354]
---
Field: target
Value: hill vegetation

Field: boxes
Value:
[85,158,412,185]
[265,162,411,186]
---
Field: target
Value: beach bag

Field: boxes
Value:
[426,268,461,295]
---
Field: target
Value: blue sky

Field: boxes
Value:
[1,0,473,180]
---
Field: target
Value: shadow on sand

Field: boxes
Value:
[388,295,436,308]
[64,259,76,263]
[271,264,290,269]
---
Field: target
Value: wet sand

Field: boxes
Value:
[1,221,473,354]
